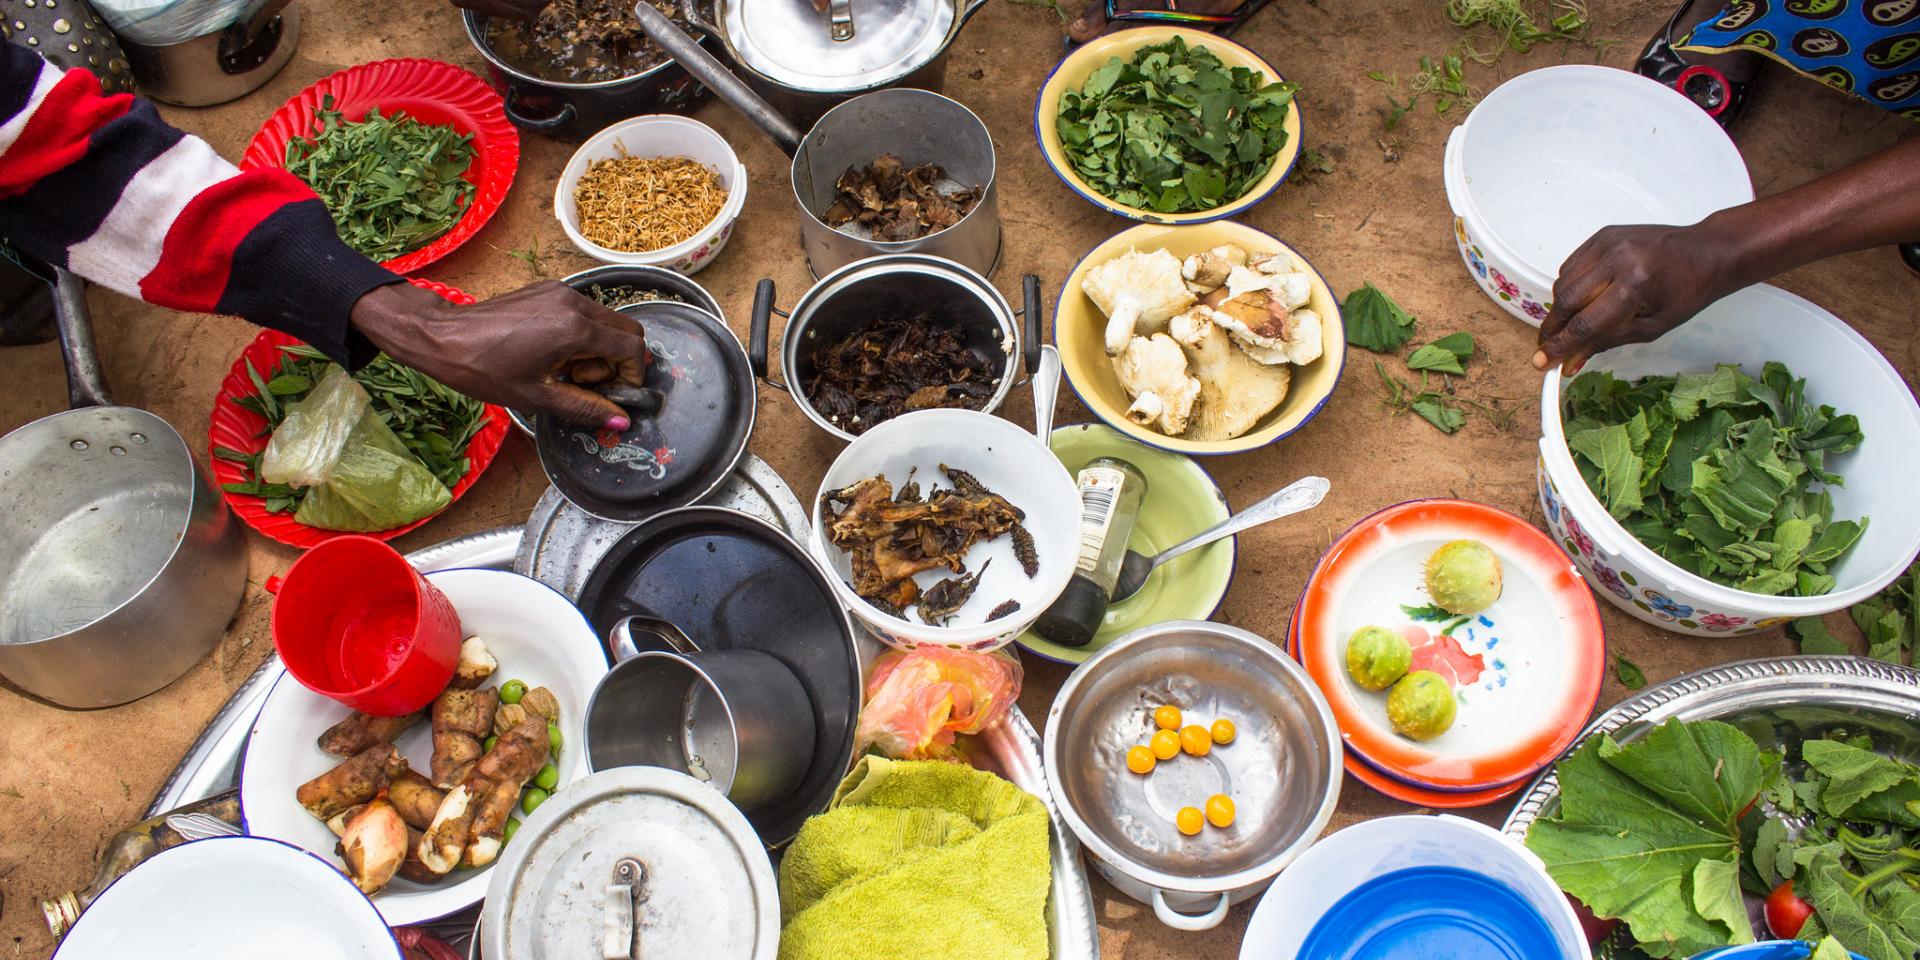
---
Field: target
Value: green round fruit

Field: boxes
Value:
[1346,626,1412,691]
[1387,671,1457,741]
[1424,539,1503,615]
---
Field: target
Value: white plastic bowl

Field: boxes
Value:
[240,569,611,926]
[1239,815,1586,960]
[810,409,1081,652]
[1444,65,1753,326]
[1539,284,1920,637]
[555,115,748,276]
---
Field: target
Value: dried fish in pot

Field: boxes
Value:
[822,154,982,243]
[920,561,990,625]
[804,314,999,435]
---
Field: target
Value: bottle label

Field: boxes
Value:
[1075,465,1125,575]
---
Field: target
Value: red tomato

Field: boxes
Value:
[1567,894,1619,946]
[1765,880,1814,939]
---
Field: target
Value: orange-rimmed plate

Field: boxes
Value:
[1288,611,1534,810]
[207,278,509,549]
[242,58,519,275]
[1293,499,1605,793]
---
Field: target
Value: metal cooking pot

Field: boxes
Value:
[0,269,246,708]
[748,255,1040,442]
[633,2,1001,277]
[462,6,711,140]
[117,0,300,107]
[1044,620,1342,931]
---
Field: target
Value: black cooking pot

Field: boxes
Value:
[461,8,712,140]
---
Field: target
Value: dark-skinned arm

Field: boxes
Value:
[1534,137,1920,374]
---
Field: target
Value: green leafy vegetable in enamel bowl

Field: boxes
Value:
[1056,37,1297,214]
[1562,362,1868,598]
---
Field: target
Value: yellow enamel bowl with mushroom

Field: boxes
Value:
[1055,221,1345,456]
[1034,26,1302,224]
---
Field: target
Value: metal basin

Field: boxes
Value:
[1044,619,1340,930]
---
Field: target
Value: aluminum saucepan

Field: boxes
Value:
[748,256,1041,442]
[462,3,711,140]
[632,2,1001,277]
[1044,619,1342,931]
[0,268,246,708]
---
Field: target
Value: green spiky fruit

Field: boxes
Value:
[1387,670,1456,741]
[1423,539,1503,615]
[1346,626,1412,691]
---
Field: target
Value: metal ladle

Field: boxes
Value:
[1110,476,1331,603]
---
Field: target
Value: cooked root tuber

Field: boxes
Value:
[339,798,408,895]
[386,767,445,832]
[317,710,424,757]
[297,744,407,822]
[451,637,498,690]
[416,781,478,876]
[430,688,498,788]
[465,719,552,868]
[396,826,447,885]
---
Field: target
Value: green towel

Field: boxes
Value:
[778,757,1051,960]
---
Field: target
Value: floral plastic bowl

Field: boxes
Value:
[555,115,746,276]
[1443,65,1751,327]
[1539,284,1920,637]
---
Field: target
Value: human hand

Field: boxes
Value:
[350,280,649,429]
[448,0,548,20]
[1532,224,1726,376]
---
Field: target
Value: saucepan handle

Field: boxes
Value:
[51,267,111,410]
[633,1,804,155]
[1151,889,1230,932]
[747,278,788,390]
[1019,273,1043,376]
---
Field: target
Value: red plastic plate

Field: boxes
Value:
[208,278,509,549]
[241,58,519,275]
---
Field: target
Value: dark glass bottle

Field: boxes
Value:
[1032,457,1147,647]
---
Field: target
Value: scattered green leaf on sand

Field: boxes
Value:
[1612,655,1647,690]
[1344,283,1417,353]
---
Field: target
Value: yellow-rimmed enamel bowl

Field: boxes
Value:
[1054,220,1345,455]
[1034,26,1303,223]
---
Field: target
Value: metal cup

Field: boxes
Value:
[584,643,816,811]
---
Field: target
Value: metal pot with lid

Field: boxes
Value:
[481,766,780,960]
[634,2,1001,277]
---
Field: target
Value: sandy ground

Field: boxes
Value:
[0,0,1915,956]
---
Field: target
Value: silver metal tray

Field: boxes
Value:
[1502,655,1920,840]
[513,453,811,600]
[150,524,1098,960]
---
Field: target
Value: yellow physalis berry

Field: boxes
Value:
[1150,728,1181,760]
[1126,745,1156,774]
[1153,705,1182,730]
[1211,718,1236,745]
[1205,794,1236,828]
[1180,724,1212,757]
[1176,806,1204,836]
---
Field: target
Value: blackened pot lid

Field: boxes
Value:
[535,301,754,523]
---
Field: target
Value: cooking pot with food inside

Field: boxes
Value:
[749,255,1036,443]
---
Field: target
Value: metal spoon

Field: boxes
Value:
[1110,476,1331,603]
[609,614,699,662]
[1032,344,1061,441]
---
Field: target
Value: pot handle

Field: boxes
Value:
[747,278,788,390]
[1019,273,1043,376]
[502,89,576,134]
[50,267,111,410]
[1150,889,1229,932]
[632,1,804,155]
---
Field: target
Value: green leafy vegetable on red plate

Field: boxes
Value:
[1526,716,1920,960]
[286,96,477,261]
[1056,37,1296,214]
[1562,362,1867,598]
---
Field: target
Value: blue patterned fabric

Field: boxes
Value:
[1678,0,1920,118]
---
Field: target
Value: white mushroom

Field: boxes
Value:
[1169,309,1292,441]
[1081,248,1196,357]
[1112,333,1201,436]
[1180,243,1251,293]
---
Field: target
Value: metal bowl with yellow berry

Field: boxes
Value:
[1042,620,1341,931]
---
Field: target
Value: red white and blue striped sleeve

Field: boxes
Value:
[0,42,401,366]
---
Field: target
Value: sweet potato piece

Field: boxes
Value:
[296,744,405,822]
[387,767,445,832]
[416,780,481,876]
[317,710,424,757]
[339,798,408,895]
[465,719,550,868]
[429,688,497,788]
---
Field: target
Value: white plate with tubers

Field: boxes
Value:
[239,569,610,926]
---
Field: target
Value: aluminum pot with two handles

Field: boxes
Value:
[747,255,1042,442]
[633,1,1001,278]
[0,267,246,708]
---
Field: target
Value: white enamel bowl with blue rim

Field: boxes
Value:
[1538,283,1920,637]
[1444,64,1753,326]
[239,568,611,926]
[52,835,400,959]
[809,408,1081,652]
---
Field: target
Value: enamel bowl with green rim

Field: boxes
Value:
[1034,25,1302,223]
[1016,423,1234,665]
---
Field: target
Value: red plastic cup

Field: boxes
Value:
[272,536,462,716]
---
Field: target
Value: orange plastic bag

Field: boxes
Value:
[855,647,1023,761]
